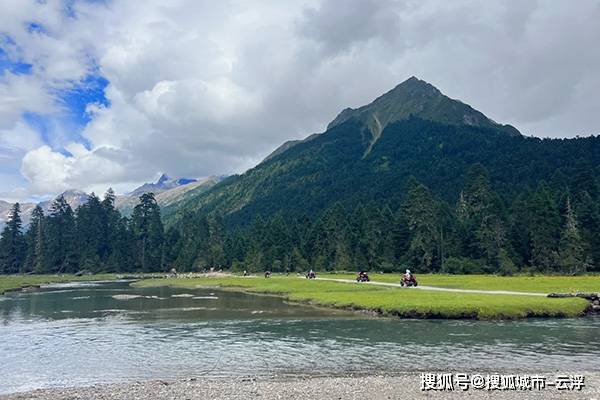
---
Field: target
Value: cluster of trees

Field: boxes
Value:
[0,191,164,274]
[1,163,598,276]
[170,164,600,275]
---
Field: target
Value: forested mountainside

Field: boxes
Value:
[167,117,600,228]
[166,77,599,228]
[161,78,600,274]
[164,122,600,274]
[2,77,599,275]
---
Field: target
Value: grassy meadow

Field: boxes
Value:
[324,273,600,293]
[133,275,592,319]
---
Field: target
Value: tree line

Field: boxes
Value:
[1,163,598,275]
[169,164,599,275]
[0,191,164,274]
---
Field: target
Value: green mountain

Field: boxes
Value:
[165,77,600,228]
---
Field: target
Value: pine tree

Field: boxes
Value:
[131,193,164,272]
[102,188,127,271]
[290,247,308,272]
[558,197,586,274]
[0,203,26,273]
[459,164,512,271]
[207,215,226,269]
[572,191,600,271]
[401,180,440,271]
[47,196,78,273]
[507,192,532,269]
[23,205,46,273]
[76,193,106,272]
[528,184,561,271]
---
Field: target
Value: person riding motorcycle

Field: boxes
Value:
[401,269,418,287]
[356,270,370,282]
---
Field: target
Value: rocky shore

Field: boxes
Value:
[3,374,599,400]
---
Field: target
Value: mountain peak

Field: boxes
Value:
[327,77,520,145]
[391,76,440,95]
[157,173,170,185]
[128,174,198,197]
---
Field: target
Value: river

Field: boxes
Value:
[1,280,599,394]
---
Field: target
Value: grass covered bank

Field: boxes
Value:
[0,274,118,295]
[133,275,590,319]
[325,273,600,293]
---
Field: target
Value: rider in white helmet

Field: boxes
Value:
[405,269,411,278]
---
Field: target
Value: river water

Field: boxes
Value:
[1,281,599,394]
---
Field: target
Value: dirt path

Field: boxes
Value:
[315,277,548,297]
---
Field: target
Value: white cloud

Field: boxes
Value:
[0,119,43,152]
[1,0,599,200]
[0,73,55,129]
[20,144,128,194]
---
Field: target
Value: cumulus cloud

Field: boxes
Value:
[0,0,599,200]
[0,73,55,129]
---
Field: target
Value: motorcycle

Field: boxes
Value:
[400,273,418,287]
[356,271,370,282]
[306,271,317,279]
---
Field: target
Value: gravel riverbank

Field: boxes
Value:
[3,374,599,400]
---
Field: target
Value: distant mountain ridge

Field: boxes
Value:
[116,175,221,216]
[0,190,90,228]
[128,174,198,197]
[0,175,219,228]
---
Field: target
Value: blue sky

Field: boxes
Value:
[2,45,109,154]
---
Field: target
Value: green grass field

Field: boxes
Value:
[134,275,591,319]
[323,273,600,293]
[0,274,117,295]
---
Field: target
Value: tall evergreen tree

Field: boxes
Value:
[103,189,132,271]
[131,193,164,272]
[76,193,106,271]
[401,180,440,271]
[572,191,600,271]
[23,205,46,273]
[0,203,26,273]
[558,197,586,274]
[528,184,561,271]
[47,196,78,273]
